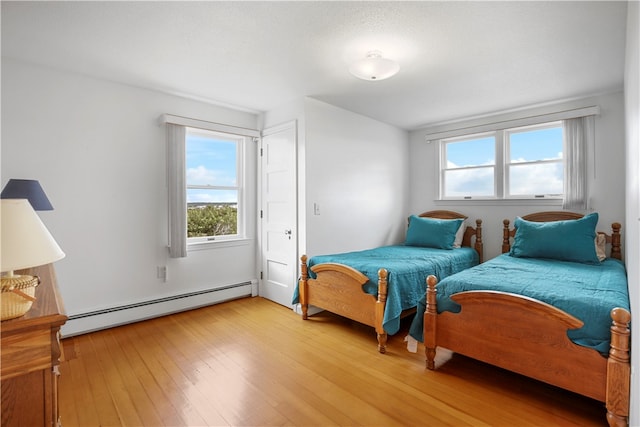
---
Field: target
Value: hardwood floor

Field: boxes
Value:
[59,296,607,426]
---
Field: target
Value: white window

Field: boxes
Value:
[186,128,244,242]
[505,122,563,198]
[441,133,496,198]
[164,114,259,258]
[440,121,563,200]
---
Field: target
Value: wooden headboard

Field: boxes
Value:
[501,211,622,260]
[415,210,484,263]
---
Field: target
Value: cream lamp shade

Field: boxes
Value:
[1,199,65,273]
[1,199,65,320]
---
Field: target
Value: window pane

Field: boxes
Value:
[186,134,237,186]
[185,128,241,240]
[510,127,562,163]
[444,167,494,197]
[446,136,495,168]
[509,162,563,196]
[187,189,238,237]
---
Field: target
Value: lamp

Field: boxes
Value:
[1,179,54,210]
[1,199,65,320]
[349,50,400,81]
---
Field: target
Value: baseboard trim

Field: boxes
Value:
[62,281,256,337]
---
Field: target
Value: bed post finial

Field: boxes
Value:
[610,223,622,260]
[502,219,511,254]
[474,219,484,263]
[609,307,631,363]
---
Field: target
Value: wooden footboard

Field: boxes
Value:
[297,210,483,354]
[424,275,631,426]
[299,255,389,353]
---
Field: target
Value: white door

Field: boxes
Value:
[259,121,297,307]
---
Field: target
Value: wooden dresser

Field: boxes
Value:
[1,264,67,427]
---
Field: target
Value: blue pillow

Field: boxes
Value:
[510,212,600,264]
[405,216,463,249]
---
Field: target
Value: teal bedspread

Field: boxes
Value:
[293,245,480,335]
[409,254,630,354]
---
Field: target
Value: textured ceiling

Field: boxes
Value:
[1,1,628,130]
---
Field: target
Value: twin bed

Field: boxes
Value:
[296,210,631,426]
[296,210,483,353]
[411,211,631,427]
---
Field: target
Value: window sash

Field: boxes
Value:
[442,166,496,199]
[186,128,244,243]
[440,132,497,199]
[505,161,563,198]
[504,122,563,199]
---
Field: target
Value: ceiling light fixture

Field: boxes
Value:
[349,50,400,81]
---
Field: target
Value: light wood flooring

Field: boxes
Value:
[59,296,607,426]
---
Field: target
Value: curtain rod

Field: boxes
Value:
[161,114,260,138]
[424,105,600,142]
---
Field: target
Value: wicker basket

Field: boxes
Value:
[1,275,39,321]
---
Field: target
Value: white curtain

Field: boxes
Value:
[167,123,187,258]
[562,116,594,210]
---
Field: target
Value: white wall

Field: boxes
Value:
[263,97,410,262]
[302,98,410,257]
[1,59,260,336]
[409,92,626,261]
[624,2,639,425]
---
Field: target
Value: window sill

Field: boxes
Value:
[187,238,253,252]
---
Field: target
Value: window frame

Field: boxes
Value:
[439,131,498,200]
[164,114,259,257]
[185,127,246,245]
[439,121,564,201]
[503,121,563,200]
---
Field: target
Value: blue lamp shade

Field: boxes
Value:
[0,179,54,211]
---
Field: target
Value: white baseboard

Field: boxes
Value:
[62,281,255,337]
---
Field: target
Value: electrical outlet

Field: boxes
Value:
[157,266,167,281]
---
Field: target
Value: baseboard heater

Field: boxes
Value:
[62,280,255,337]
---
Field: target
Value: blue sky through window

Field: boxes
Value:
[510,127,563,162]
[446,136,495,167]
[186,132,238,204]
[444,124,564,197]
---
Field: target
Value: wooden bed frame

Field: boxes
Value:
[423,211,631,426]
[299,210,483,353]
